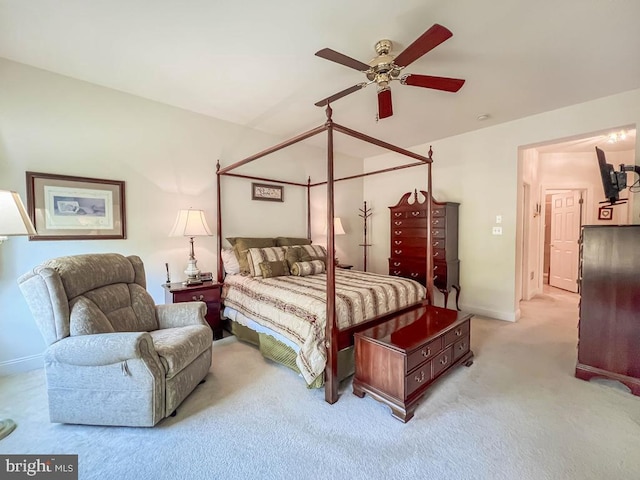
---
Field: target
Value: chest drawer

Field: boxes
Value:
[444,320,469,346]
[391,218,427,228]
[173,287,220,304]
[391,227,428,239]
[390,246,425,258]
[406,361,432,397]
[453,337,470,362]
[407,337,443,372]
[391,237,426,248]
[432,346,454,377]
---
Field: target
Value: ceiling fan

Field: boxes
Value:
[314,24,465,119]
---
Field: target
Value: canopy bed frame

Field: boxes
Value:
[216,106,435,404]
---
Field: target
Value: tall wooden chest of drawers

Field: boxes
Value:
[575,225,640,395]
[388,190,461,309]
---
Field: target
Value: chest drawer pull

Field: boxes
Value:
[394,230,402,235]
[393,262,401,267]
[393,270,401,275]
[415,370,425,383]
[421,347,431,357]
[455,328,462,336]
[433,265,438,271]
[410,272,419,278]
[394,249,402,254]
[458,342,467,351]
[394,221,403,226]
[432,219,441,225]
[432,241,440,247]
[394,240,402,245]
[192,294,205,301]
[440,355,449,366]
[394,212,402,217]
[434,251,440,257]
[411,211,420,217]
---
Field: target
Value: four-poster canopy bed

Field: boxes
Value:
[216,106,439,404]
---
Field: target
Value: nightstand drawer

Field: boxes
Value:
[173,288,220,304]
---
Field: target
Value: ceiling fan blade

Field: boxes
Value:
[402,74,465,92]
[377,88,393,119]
[315,48,370,71]
[394,24,453,68]
[315,83,367,107]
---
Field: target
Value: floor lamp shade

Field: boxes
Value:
[169,209,212,284]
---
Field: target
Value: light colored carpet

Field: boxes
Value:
[1,287,639,480]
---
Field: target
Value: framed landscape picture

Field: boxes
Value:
[251,182,284,202]
[26,172,126,240]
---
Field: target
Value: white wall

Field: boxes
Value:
[0,58,363,374]
[364,89,640,321]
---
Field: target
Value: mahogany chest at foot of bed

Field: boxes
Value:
[353,305,473,423]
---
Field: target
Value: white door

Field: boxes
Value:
[549,191,581,292]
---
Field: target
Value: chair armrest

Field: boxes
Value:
[156,302,207,329]
[46,332,158,366]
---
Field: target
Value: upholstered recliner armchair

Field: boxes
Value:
[18,253,213,427]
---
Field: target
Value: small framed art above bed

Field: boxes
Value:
[216,105,437,404]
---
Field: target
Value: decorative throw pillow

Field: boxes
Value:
[227,237,277,275]
[290,260,326,276]
[285,245,312,269]
[259,260,290,278]
[221,248,240,275]
[276,236,312,247]
[300,244,327,263]
[246,246,287,277]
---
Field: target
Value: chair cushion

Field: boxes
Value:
[149,325,212,379]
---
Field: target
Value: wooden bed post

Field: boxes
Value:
[426,147,434,305]
[216,160,223,284]
[307,176,311,241]
[325,105,339,404]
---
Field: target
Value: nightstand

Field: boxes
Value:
[162,281,223,340]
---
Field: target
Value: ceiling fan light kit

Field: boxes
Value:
[314,23,465,119]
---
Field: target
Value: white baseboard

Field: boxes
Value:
[459,303,518,322]
[0,354,43,376]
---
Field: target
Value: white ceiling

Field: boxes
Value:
[1,0,640,158]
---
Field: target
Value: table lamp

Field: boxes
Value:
[169,209,212,285]
[324,217,346,265]
[0,190,37,440]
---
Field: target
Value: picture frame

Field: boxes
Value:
[251,182,284,202]
[598,206,613,221]
[26,172,126,240]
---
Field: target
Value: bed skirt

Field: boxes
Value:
[230,320,354,389]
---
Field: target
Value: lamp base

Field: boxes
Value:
[0,418,16,440]
[184,257,201,285]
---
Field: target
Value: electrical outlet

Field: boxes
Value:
[496,215,502,224]
[492,226,503,235]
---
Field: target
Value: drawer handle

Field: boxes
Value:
[415,370,425,383]
[394,221,403,226]
[433,275,438,281]
[434,265,438,271]
[393,270,401,275]
[411,211,421,216]
[433,241,440,247]
[421,347,431,357]
[432,219,440,225]
[410,272,419,278]
[394,230,402,235]
[394,249,402,254]
[434,251,440,257]
[440,356,449,366]
[455,328,462,336]
[192,294,204,301]
[394,212,402,217]
[393,262,401,267]
[458,342,466,350]
[394,240,402,245]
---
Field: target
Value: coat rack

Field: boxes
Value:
[358,201,372,271]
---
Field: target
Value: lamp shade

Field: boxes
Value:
[169,209,212,237]
[0,190,37,236]
[324,217,346,236]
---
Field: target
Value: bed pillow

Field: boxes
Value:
[221,248,241,275]
[285,245,312,269]
[259,260,290,278]
[290,260,326,277]
[227,237,277,274]
[246,246,287,277]
[276,236,312,247]
[300,244,328,263]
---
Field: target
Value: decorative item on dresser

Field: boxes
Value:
[388,190,461,309]
[575,225,640,395]
[163,281,224,340]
